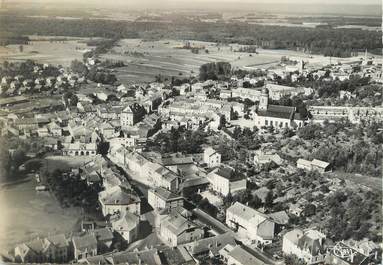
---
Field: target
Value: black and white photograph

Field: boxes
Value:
[0,0,382,264]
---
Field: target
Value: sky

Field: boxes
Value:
[9,0,381,5]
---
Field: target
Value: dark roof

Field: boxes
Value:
[92,228,114,242]
[215,167,245,182]
[257,104,295,120]
[160,246,195,265]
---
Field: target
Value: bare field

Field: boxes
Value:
[1,37,376,83]
[101,39,374,84]
[0,38,94,67]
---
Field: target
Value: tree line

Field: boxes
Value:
[1,15,381,57]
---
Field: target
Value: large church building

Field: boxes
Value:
[253,88,305,129]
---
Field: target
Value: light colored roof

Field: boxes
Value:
[99,185,139,205]
[297,158,312,166]
[268,211,289,225]
[112,212,140,232]
[204,147,217,157]
[188,232,236,255]
[311,159,330,168]
[92,228,114,242]
[149,187,183,202]
[163,211,200,236]
[46,234,68,248]
[227,202,268,225]
[284,229,304,245]
[228,245,266,265]
[72,234,97,252]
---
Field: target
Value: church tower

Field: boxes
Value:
[259,87,269,111]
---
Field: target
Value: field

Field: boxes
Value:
[99,39,374,84]
[0,156,92,253]
[1,37,377,84]
[0,36,95,66]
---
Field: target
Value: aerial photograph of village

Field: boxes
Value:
[0,0,381,264]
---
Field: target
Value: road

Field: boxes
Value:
[192,208,278,265]
[242,244,280,265]
[192,208,231,234]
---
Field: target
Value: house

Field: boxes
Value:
[92,228,114,253]
[326,241,379,265]
[62,142,97,156]
[98,185,141,217]
[219,244,267,265]
[47,121,62,136]
[282,229,328,264]
[226,202,275,245]
[72,233,98,261]
[184,232,236,259]
[111,211,140,243]
[148,187,184,211]
[15,118,39,130]
[160,211,204,247]
[14,234,69,263]
[254,150,284,166]
[37,127,49,137]
[160,246,196,265]
[149,164,180,192]
[207,167,246,196]
[120,103,146,126]
[297,159,331,173]
[266,83,306,101]
[104,248,162,265]
[253,88,304,129]
[203,147,221,168]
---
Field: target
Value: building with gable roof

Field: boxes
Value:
[203,147,221,168]
[207,166,247,196]
[160,211,204,247]
[98,185,141,217]
[226,202,276,244]
[14,234,69,263]
[120,103,146,126]
[253,87,304,129]
[219,244,267,265]
[72,233,98,262]
[111,211,141,243]
[148,187,184,211]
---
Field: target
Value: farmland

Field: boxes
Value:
[1,37,378,84]
[101,39,368,84]
[0,36,95,66]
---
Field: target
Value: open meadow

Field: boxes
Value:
[0,36,95,66]
[1,37,377,84]
[0,156,93,253]
[100,39,372,84]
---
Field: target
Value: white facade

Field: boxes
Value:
[282,229,327,264]
[203,147,221,168]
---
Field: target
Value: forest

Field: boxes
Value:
[0,15,381,57]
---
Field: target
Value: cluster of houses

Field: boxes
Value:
[0,66,85,97]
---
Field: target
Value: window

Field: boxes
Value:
[265,120,268,126]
